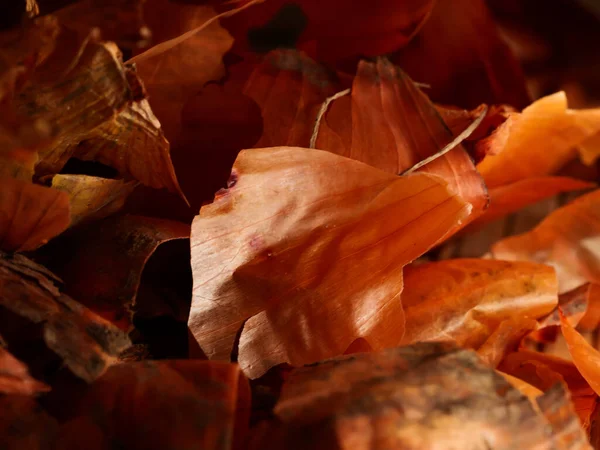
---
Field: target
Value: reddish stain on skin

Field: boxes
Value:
[249,234,265,251]
[227,170,238,188]
[214,170,239,200]
[214,188,228,199]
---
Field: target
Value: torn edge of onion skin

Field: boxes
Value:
[402,104,489,176]
[309,88,351,149]
[26,0,40,17]
[131,0,266,63]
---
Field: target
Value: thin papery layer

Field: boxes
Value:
[19,37,131,176]
[315,59,472,173]
[437,103,514,147]
[536,384,594,450]
[124,2,249,213]
[56,360,249,450]
[553,317,600,441]
[8,26,182,195]
[561,312,600,396]
[579,284,600,331]
[71,98,183,196]
[470,177,594,228]
[498,371,543,402]
[50,174,137,228]
[439,102,594,228]
[579,132,600,166]
[498,350,598,430]
[399,259,558,365]
[0,347,49,395]
[391,0,530,109]
[245,49,340,148]
[0,251,131,382]
[477,92,600,189]
[130,3,233,144]
[476,317,541,367]
[41,215,189,331]
[190,147,470,378]
[253,343,583,450]
[316,58,438,173]
[500,350,592,395]
[315,58,487,226]
[534,284,589,333]
[492,189,600,293]
[0,176,70,252]
[171,48,339,214]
